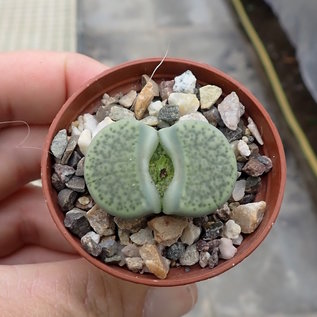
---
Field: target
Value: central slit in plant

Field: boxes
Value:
[149,143,174,198]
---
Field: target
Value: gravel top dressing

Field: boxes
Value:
[50,69,272,279]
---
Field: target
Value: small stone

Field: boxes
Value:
[202,107,222,126]
[179,112,208,123]
[219,126,243,143]
[199,251,211,268]
[199,85,222,109]
[148,216,189,247]
[247,117,264,145]
[53,164,75,183]
[231,201,266,233]
[81,231,102,257]
[121,244,140,257]
[118,229,130,245]
[57,189,78,212]
[223,219,241,240]
[83,114,98,134]
[64,208,91,238]
[173,70,196,94]
[78,129,92,155]
[242,157,267,177]
[249,143,260,156]
[114,216,147,233]
[245,176,261,193]
[179,244,199,266]
[61,135,79,164]
[141,75,160,96]
[159,80,175,100]
[232,179,246,201]
[237,140,251,157]
[71,124,81,137]
[166,242,186,260]
[140,115,159,126]
[75,195,94,211]
[119,90,137,108]
[168,93,199,116]
[203,221,223,240]
[157,120,170,129]
[181,222,201,245]
[86,205,115,236]
[134,82,155,119]
[139,244,169,279]
[257,155,273,173]
[75,157,85,176]
[240,193,256,204]
[218,92,242,130]
[51,173,65,192]
[130,227,154,245]
[157,105,180,124]
[125,257,144,272]
[96,104,112,122]
[92,117,114,138]
[50,129,68,159]
[237,162,245,172]
[208,247,219,268]
[101,93,120,107]
[215,203,231,222]
[193,216,209,228]
[104,255,122,264]
[68,151,82,168]
[219,238,237,259]
[148,100,163,116]
[232,234,244,246]
[109,105,135,121]
[66,176,86,193]
[99,239,118,258]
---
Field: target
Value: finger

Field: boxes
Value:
[0,51,107,124]
[0,125,47,200]
[0,245,78,265]
[0,186,76,257]
[0,259,197,317]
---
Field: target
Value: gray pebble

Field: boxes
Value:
[166,242,186,260]
[61,135,79,164]
[203,221,223,240]
[50,129,68,159]
[54,164,75,183]
[81,231,102,257]
[103,254,122,264]
[245,176,261,193]
[219,126,243,143]
[75,157,85,176]
[202,107,222,126]
[157,105,180,124]
[96,104,112,122]
[237,162,245,172]
[66,176,86,193]
[68,151,82,168]
[157,120,170,129]
[179,244,199,266]
[64,208,91,238]
[208,247,219,268]
[57,188,78,212]
[240,193,256,204]
[99,239,118,259]
[51,173,65,192]
[109,105,135,121]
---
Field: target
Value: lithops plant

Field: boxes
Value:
[84,119,237,218]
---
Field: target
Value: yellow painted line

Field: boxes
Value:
[232,0,317,177]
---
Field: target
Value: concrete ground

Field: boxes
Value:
[77,1,317,316]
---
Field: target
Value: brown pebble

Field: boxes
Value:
[134,82,155,119]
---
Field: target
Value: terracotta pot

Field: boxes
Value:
[41,58,286,287]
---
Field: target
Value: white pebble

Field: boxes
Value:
[247,117,264,145]
[237,140,251,157]
[71,125,81,137]
[219,238,237,260]
[83,113,98,133]
[223,220,241,240]
[173,70,197,94]
[77,115,84,132]
[232,234,244,246]
[179,112,208,123]
[78,129,92,155]
[92,117,114,138]
[181,222,201,245]
[148,100,163,116]
[232,179,246,201]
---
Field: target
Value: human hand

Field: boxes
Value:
[0,51,197,317]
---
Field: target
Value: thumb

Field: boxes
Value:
[0,258,197,317]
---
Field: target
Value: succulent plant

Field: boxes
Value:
[84,119,237,218]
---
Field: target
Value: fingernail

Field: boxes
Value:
[143,284,197,317]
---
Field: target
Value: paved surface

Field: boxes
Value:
[78,1,317,316]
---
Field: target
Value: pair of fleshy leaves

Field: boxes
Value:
[84,119,237,219]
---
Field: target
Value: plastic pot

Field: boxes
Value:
[41,58,286,286]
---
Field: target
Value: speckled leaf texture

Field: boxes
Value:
[84,119,161,218]
[159,121,237,217]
